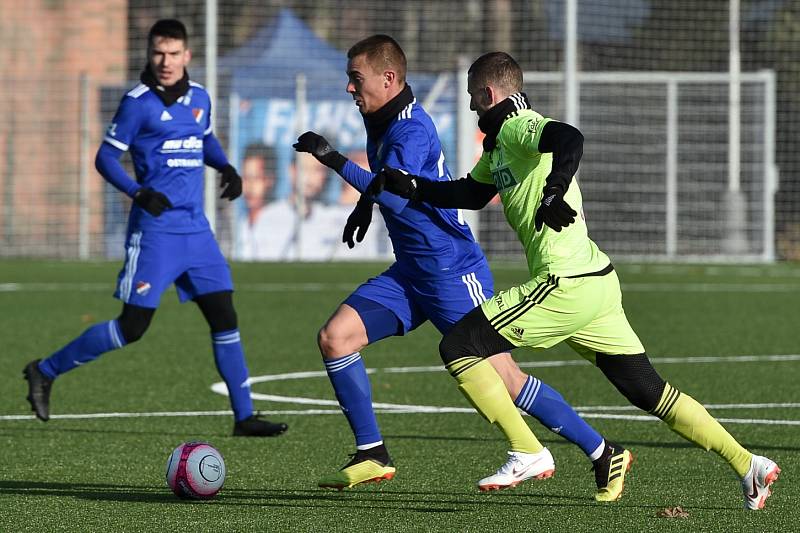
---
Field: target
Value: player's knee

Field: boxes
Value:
[116,307,154,344]
[597,352,666,411]
[196,291,238,332]
[439,322,473,365]
[317,323,359,359]
[440,306,510,365]
[207,306,237,333]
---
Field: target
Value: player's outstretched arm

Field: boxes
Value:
[293,131,347,172]
[369,167,496,210]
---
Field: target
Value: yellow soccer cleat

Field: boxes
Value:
[318,450,396,490]
[592,442,633,502]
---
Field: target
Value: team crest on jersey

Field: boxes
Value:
[135,281,151,296]
[192,108,204,123]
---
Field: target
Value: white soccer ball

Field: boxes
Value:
[166,442,226,499]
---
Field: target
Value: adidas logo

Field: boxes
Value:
[160,110,172,121]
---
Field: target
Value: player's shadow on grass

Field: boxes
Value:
[0,481,739,512]
[0,425,226,438]
[0,480,175,503]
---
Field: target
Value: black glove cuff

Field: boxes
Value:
[318,151,347,173]
[411,176,426,202]
[221,164,237,175]
[544,172,570,193]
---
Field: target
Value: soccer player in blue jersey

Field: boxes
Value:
[23,19,287,438]
[294,35,628,498]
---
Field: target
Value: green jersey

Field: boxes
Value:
[470,109,610,278]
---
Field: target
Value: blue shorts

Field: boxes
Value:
[114,230,233,308]
[347,261,495,337]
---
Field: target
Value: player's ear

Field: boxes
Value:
[184,48,192,64]
[484,85,494,104]
[384,70,395,88]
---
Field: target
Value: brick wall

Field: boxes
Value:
[0,0,126,256]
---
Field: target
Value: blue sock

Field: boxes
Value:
[212,329,254,422]
[38,320,126,379]
[324,353,382,448]
[515,375,604,458]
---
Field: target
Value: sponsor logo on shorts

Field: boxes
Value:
[136,281,151,296]
[509,326,525,339]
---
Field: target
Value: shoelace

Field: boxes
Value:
[497,453,524,475]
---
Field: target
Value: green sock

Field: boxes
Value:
[447,357,543,454]
[652,383,752,477]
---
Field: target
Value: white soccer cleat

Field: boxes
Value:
[741,455,781,510]
[478,448,555,491]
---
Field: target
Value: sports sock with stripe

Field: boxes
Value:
[448,357,544,454]
[212,329,254,422]
[324,352,383,448]
[515,375,604,458]
[38,320,126,379]
[652,382,753,477]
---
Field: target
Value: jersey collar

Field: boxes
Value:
[478,92,531,152]
[362,84,414,140]
[140,65,191,107]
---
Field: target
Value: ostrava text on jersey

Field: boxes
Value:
[103,81,213,233]
[368,98,485,280]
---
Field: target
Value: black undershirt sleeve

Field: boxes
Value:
[417,175,498,210]
[537,121,584,192]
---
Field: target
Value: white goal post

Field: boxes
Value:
[461,70,777,263]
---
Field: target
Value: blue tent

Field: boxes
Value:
[221,8,349,100]
[224,8,458,202]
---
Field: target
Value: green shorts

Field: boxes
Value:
[480,267,644,365]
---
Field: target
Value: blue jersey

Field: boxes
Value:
[103,81,214,233]
[368,99,486,280]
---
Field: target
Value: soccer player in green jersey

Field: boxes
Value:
[370,51,780,509]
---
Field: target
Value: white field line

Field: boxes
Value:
[3,408,800,425]
[3,352,798,423]
[2,281,800,293]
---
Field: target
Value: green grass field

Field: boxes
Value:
[1,260,797,532]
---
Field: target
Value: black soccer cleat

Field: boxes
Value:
[23,359,53,422]
[233,413,288,437]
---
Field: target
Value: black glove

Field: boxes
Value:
[534,185,577,232]
[219,164,242,200]
[368,166,423,201]
[293,131,346,170]
[342,196,373,249]
[133,187,172,217]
